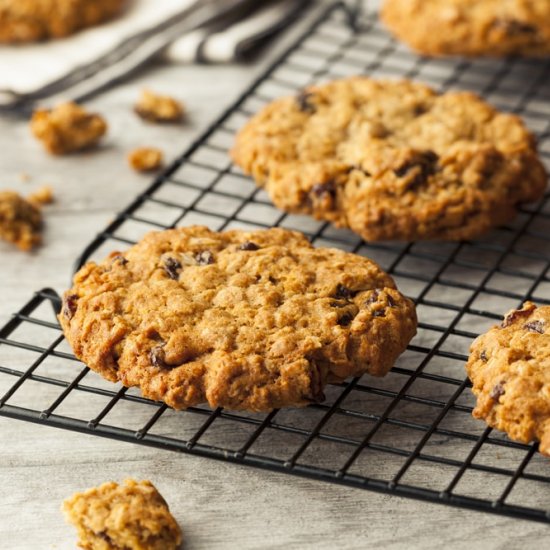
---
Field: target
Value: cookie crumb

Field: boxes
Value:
[30,102,107,155]
[19,173,31,183]
[128,147,164,172]
[135,90,184,123]
[63,479,182,550]
[0,189,47,251]
[28,185,54,206]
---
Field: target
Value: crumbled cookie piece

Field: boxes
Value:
[59,226,417,412]
[0,189,50,251]
[232,77,546,241]
[381,0,550,57]
[31,102,107,155]
[0,0,126,44]
[63,479,182,550]
[28,185,54,206]
[134,90,184,123]
[128,148,164,172]
[466,302,550,455]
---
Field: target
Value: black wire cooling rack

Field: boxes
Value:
[2,0,550,524]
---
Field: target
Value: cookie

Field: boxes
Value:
[0,0,126,43]
[128,147,164,172]
[59,226,417,412]
[63,479,182,550]
[381,0,550,57]
[231,77,547,241]
[466,302,550,455]
[31,102,107,155]
[134,90,184,123]
[0,187,52,251]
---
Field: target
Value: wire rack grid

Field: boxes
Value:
[2,1,550,524]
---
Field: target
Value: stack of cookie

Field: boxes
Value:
[58,1,550,461]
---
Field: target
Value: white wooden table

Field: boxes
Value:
[0,2,549,548]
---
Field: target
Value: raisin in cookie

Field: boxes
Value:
[63,479,182,550]
[232,77,546,242]
[381,0,550,57]
[0,0,126,44]
[59,226,417,412]
[466,302,550,455]
[31,102,107,155]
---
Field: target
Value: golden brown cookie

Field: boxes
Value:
[0,0,126,44]
[466,302,550,455]
[134,90,184,123]
[381,0,550,57]
[63,479,182,550]
[0,187,52,251]
[128,147,164,172]
[59,226,417,412]
[31,102,107,155]
[231,77,547,242]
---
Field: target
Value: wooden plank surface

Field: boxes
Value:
[1,2,549,548]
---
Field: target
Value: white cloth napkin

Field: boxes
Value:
[0,0,310,111]
[0,0,194,96]
[165,0,306,64]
